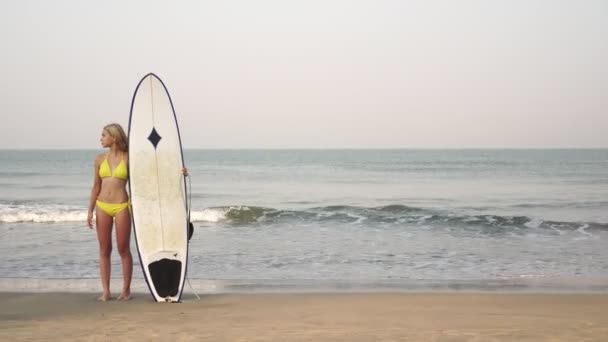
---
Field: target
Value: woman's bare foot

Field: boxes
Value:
[97,292,111,302]
[118,291,131,301]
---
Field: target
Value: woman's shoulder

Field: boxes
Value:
[94,153,106,164]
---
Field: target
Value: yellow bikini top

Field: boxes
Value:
[99,154,128,180]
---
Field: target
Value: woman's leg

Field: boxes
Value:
[115,207,132,300]
[95,207,114,301]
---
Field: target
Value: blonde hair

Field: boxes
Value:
[104,123,128,152]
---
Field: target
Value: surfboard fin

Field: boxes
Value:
[188,221,194,241]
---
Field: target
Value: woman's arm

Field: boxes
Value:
[87,155,103,228]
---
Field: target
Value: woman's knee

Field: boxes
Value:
[99,244,112,257]
[117,244,131,258]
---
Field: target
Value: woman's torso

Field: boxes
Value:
[97,152,129,203]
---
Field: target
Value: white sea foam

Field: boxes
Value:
[190,207,229,223]
[0,204,87,223]
[0,203,235,223]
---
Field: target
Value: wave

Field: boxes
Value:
[2,203,607,233]
[190,204,424,224]
[0,203,87,223]
[508,201,608,209]
[188,205,608,234]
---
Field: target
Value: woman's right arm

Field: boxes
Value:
[87,155,103,228]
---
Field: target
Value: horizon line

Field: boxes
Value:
[1,147,608,151]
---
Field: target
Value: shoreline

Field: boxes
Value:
[2,292,608,341]
[2,277,608,295]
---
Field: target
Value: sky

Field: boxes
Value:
[0,0,607,149]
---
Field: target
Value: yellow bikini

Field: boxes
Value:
[96,154,130,217]
[96,200,130,217]
[98,156,128,180]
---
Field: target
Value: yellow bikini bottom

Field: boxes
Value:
[96,200,130,217]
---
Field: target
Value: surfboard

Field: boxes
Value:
[128,73,189,302]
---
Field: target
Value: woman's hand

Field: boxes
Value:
[87,211,94,229]
[182,167,188,176]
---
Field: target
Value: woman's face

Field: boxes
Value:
[100,129,114,148]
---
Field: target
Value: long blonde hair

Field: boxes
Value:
[104,123,128,152]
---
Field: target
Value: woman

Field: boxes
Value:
[87,123,132,301]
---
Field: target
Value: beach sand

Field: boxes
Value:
[1,292,607,341]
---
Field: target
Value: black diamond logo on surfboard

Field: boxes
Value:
[148,127,162,149]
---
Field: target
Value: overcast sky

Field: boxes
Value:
[1,0,606,149]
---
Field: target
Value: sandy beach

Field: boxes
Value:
[1,292,607,341]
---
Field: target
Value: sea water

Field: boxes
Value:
[1,149,607,293]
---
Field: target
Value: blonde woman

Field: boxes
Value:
[87,123,132,301]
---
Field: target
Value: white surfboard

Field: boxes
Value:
[128,73,189,302]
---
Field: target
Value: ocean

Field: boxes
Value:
[1,149,607,293]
